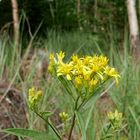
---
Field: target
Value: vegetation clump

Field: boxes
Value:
[49,51,120,98]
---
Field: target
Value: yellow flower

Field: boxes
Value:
[92,55,108,66]
[89,79,98,92]
[108,109,122,122]
[114,110,122,121]
[57,63,73,80]
[49,53,55,61]
[98,55,108,67]
[82,67,92,80]
[89,79,98,87]
[83,56,92,65]
[29,87,35,96]
[28,87,43,109]
[48,51,120,96]
[108,111,114,120]
[91,64,99,72]
[36,90,43,99]
[104,66,120,84]
[56,51,65,63]
[74,76,82,88]
[73,62,83,75]
[59,112,69,122]
[107,110,123,130]
[71,55,79,63]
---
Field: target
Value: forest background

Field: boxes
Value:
[0,0,140,140]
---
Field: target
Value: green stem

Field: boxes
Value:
[48,119,62,140]
[68,114,76,140]
[68,96,80,140]
[101,124,112,140]
[34,111,62,140]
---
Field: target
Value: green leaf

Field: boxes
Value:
[128,107,140,132]
[75,111,86,140]
[83,91,100,110]
[1,128,56,140]
[85,101,95,131]
[40,111,53,121]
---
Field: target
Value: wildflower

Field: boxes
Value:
[28,87,43,110]
[57,63,73,80]
[50,53,55,62]
[108,110,123,130]
[36,90,43,99]
[71,55,79,64]
[89,79,98,92]
[59,112,69,122]
[83,56,92,65]
[91,64,100,72]
[74,76,82,88]
[29,87,35,96]
[82,67,92,80]
[98,55,108,67]
[56,51,65,63]
[48,51,120,97]
[72,61,83,75]
[104,66,120,84]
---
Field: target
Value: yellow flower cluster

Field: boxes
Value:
[59,112,69,122]
[28,87,43,109]
[108,110,123,130]
[48,51,120,94]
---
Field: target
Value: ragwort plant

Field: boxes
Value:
[1,51,123,140]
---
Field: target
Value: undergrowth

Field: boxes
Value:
[0,29,140,140]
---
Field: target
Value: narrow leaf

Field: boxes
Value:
[128,107,140,132]
[75,111,86,140]
[1,128,55,140]
[40,111,53,121]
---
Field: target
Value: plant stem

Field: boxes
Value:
[101,124,111,140]
[34,111,62,140]
[68,96,79,140]
[48,119,62,140]
[68,114,76,140]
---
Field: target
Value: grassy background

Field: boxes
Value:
[0,28,140,140]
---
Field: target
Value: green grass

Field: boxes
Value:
[0,29,140,140]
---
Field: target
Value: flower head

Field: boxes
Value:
[59,112,69,122]
[48,51,120,98]
[104,66,120,84]
[57,63,73,80]
[56,51,65,63]
[28,87,43,110]
[108,110,123,130]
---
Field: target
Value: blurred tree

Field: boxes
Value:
[126,0,140,62]
[0,0,135,37]
[11,0,20,49]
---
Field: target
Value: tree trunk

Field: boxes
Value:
[126,0,140,62]
[76,0,82,30]
[11,0,20,49]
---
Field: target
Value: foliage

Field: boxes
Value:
[0,26,140,139]
[1,128,54,140]
[0,0,127,35]
[1,51,124,140]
